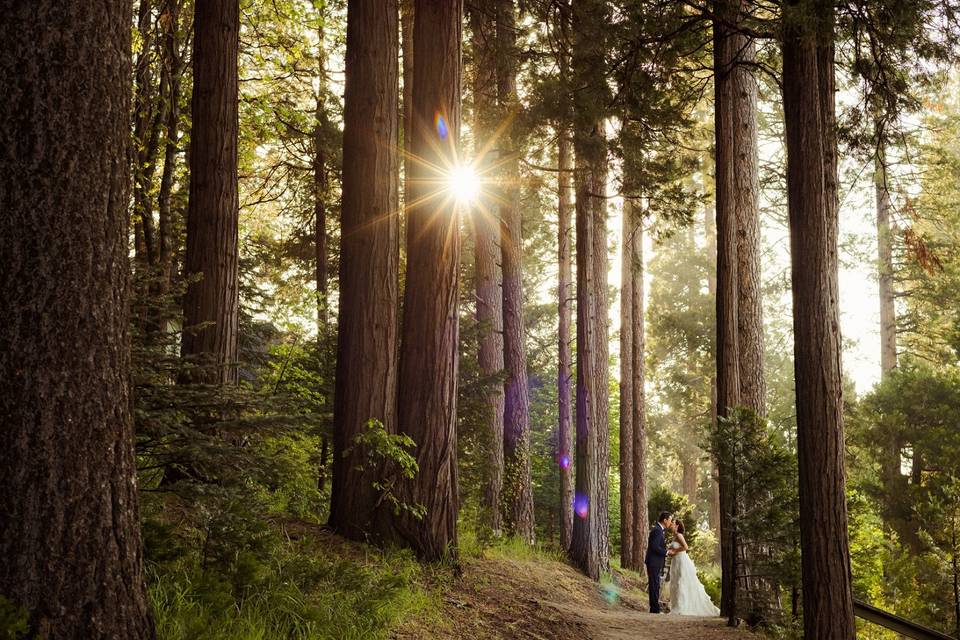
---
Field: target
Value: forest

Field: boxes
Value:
[3,0,960,638]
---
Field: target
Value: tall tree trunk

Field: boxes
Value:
[713,0,741,620]
[395,0,463,561]
[705,193,723,562]
[0,2,155,636]
[133,0,163,270]
[569,0,610,581]
[329,0,400,542]
[556,0,575,553]
[497,0,535,544]
[620,198,635,568]
[876,149,897,376]
[733,32,765,418]
[181,0,240,385]
[469,0,505,538]
[401,0,414,213]
[628,200,648,572]
[157,0,183,302]
[782,1,856,636]
[313,4,331,494]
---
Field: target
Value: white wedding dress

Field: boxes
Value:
[668,540,720,616]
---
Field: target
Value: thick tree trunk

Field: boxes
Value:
[497,0,536,544]
[469,0,506,538]
[329,0,400,542]
[569,0,611,581]
[876,150,897,376]
[558,128,576,551]
[620,198,635,568]
[0,2,155,636]
[782,1,856,636]
[395,0,463,561]
[628,200,648,572]
[713,0,741,619]
[733,32,765,417]
[181,0,240,385]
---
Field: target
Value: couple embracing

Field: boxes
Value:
[644,511,720,617]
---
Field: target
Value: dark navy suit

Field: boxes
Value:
[644,523,668,613]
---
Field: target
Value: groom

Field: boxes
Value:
[645,512,675,614]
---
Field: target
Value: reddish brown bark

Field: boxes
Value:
[181,0,240,385]
[620,203,635,568]
[329,0,400,542]
[469,0,505,537]
[782,0,856,635]
[557,126,575,552]
[627,199,648,572]
[395,0,463,561]
[713,0,742,617]
[0,1,155,636]
[569,0,611,581]
[497,0,535,543]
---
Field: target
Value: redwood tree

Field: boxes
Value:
[557,125,576,552]
[782,0,856,636]
[569,0,611,581]
[395,0,463,561]
[181,0,240,384]
[713,0,742,617]
[0,1,155,636]
[619,201,636,568]
[497,0,536,543]
[469,0,506,537]
[329,0,400,542]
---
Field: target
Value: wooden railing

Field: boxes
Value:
[854,599,956,640]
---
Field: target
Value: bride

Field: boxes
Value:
[667,519,720,616]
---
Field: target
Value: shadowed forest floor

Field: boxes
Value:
[393,553,750,640]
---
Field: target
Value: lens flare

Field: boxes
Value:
[447,164,481,203]
[559,454,571,470]
[574,494,589,519]
[600,577,620,604]
[435,112,448,140]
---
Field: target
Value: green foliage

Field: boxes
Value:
[646,485,698,548]
[148,539,438,640]
[347,419,425,520]
[0,596,28,640]
[710,408,800,626]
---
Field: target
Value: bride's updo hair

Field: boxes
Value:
[675,519,684,534]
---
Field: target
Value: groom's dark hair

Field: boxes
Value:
[657,511,672,524]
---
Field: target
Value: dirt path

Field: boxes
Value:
[394,555,751,640]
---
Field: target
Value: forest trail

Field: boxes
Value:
[393,553,750,640]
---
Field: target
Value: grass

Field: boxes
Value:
[149,538,442,640]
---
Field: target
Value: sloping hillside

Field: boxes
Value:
[393,551,750,640]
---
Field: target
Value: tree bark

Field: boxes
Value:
[181,0,240,385]
[156,0,183,301]
[557,0,575,553]
[569,0,610,581]
[401,0,414,213]
[395,0,463,562]
[329,0,400,542]
[628,200,648,572]
[133,0,163,270]
[469,0,506,538]
[876,149,897,376]
[682,459,698,504]
[620,197,635,568]
[0,2,155,636]
[733,30,765,417]
[782,1,856,636]
[313,3,331,494]
[713,0,741,619]
[497,0,535,544]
